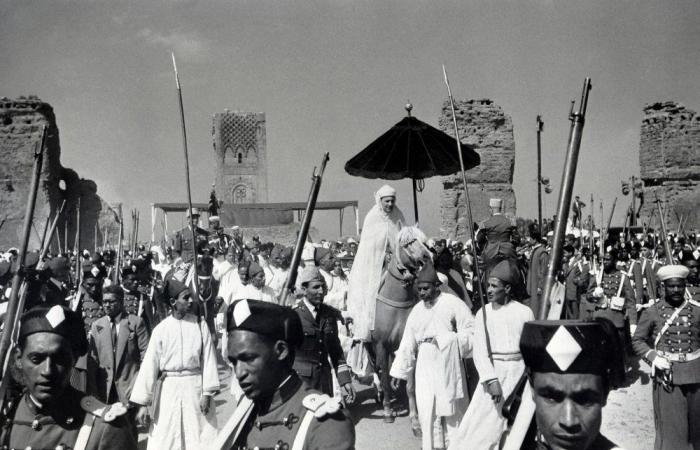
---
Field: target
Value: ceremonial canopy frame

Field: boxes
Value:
[150,200,359,242]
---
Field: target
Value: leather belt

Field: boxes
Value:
[658,349,700,363]
[162,369,201,377]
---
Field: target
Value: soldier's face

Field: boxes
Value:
[228,330,288,401]
[664,278,686,303]
[603,254,615,271]
[15,333,75,406]
[303,280,327,306]
[532,372,607,450]
[83,278,101,297]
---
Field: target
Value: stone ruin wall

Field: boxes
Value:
[638,101,700,233]
[438,99,516,241]
[0,96,120,252]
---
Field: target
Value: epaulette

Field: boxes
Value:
[292,299,303,309]
[80,396,127,422]
[302,393,341,418]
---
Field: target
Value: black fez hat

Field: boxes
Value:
[165,279,189,300]
[82,264,104,281]
[313,247,332,265]
[520,318,625,388]
[226,299,303,348]
[46,256,70,280]
[19,304,88,357]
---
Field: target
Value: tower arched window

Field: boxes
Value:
[237,152,243,164]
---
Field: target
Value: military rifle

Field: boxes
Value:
[279,153,330,307]
[0,125,47,379]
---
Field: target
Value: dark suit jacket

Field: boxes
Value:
[88,313,149,404]
[292,300,349,395]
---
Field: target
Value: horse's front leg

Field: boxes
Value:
[374,341,395,423]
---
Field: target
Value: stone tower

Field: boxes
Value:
[438,99,517,241]
[213,111,268,204]
[638,101,700,231]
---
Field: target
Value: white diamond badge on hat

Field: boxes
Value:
[45,305,66,328]
[233,299,251,326]
[545,326,582,371]
[91,266,100,277]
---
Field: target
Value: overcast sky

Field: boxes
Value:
[2,0,699,239]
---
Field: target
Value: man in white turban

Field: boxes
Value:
[346,185,406,343]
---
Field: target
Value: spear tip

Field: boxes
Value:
[171,52,178,73]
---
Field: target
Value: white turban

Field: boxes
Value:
[375,184,396,200]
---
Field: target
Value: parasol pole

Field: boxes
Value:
[412,179,419,223]
[171,52,202,316]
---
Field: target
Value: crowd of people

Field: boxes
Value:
[0,186,699,450]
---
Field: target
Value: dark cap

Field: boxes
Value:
[313,247,332,265]
[226,299,303,348]
[19,304,87,357]
[415,261,440,284]
[520,319,625,388]
[489,259,519,285]
[165,279,189,300]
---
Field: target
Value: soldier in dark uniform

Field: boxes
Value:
[476,198,517,274]
[632,264,700,450]
[682,253,699,301]
[583,248,636,360]
[1,303,136,449]
[215,299,355,449]
[292,266,355,401]
[174,207,208,264]
[520,318,625,450]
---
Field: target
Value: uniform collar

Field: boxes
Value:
[261,372,302,414]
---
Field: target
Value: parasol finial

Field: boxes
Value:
[405,102,413,117]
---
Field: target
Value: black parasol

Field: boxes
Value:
[345,104,480,221]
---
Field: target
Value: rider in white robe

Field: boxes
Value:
[391,264,474,450]
[346,184,406,342]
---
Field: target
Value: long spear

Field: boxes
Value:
[442,65,492,361]
[172,53,202,315]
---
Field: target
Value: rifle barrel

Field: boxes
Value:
[540,78,592,320]
[0,125,47,378]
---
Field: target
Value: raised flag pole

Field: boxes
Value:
[172,53,202,316]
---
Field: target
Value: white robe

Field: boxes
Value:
[390,292,474,450]
[130,314,220,450]
[346,196,405,341]
[448,301,534,450]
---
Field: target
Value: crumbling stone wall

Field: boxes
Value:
[0,96,120,252]
[638,101,700,232]
[438,99,516,241]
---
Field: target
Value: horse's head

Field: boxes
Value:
[396,226,432,271]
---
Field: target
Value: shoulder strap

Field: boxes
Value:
[292,410,315,450]
[212,396,254,450]
[73,413,96,450]
[654,299,689,350]
[616,273,627,297]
